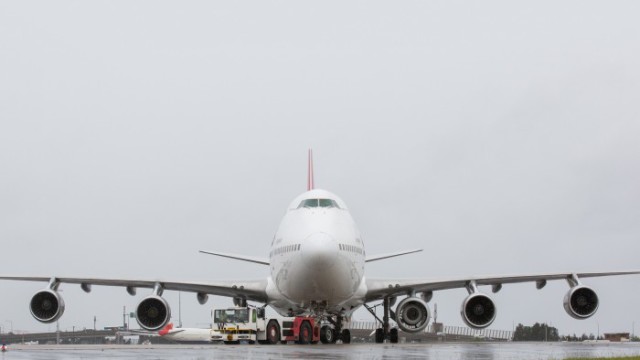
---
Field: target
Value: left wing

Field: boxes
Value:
[0,275,268,303]
[365,249,423,263]
[365,270,640,301]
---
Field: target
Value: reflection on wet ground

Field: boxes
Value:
[2,342,640,360]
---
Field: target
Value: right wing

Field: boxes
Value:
[198,250,270,265]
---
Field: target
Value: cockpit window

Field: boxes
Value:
[297,199,340,209]
[299,199,318,208]
[318,199,336,207]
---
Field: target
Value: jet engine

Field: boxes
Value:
[136,295,171,331]
[30,289,65,323]
[563,285,598,319]
[461,292,496,329]
[394,297,431,333]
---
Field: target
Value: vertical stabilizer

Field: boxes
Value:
[307,149,314,191]
[159,323,174,336]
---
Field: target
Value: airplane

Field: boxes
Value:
[121,323,212,344]
[1,150,640,344]
[157,323,212,344]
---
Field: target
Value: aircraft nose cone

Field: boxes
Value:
[302,232,338,270]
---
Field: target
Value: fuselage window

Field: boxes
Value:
[272,244,301,255]
[338,243,363,254]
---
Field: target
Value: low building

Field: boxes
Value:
[603,333,630,342]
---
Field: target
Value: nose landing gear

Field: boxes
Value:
[320,315,351,344]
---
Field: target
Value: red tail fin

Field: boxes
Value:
[307,149,314,191]
[158,322,174,336]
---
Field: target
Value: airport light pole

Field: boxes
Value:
[93,316,97,345]
[5,320,13,333]
[545,322,550,342]
[179,291,183,328]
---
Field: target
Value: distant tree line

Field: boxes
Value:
[512,323,560,341]
[513,322,640,342]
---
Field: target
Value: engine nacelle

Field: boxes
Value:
[136,295,171,331]
[197,292,209,305]
[395,297,431,333]
[30,289,65,323]
[563,285,599,319]
[461,293,496,329]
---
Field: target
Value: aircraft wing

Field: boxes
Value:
[364,270,640,302]
[0,275,268,303]
[199,250,270,265]
[365,249,423,263]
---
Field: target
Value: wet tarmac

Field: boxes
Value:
[2,342,640,360]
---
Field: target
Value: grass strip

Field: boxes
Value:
[565,357,640,360]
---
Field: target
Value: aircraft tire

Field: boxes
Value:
[341,329,351,344]
[390,328,399,343]
[320,325,335,344]
[375,328,384,343]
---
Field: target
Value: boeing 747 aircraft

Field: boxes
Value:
[1,151,639,344]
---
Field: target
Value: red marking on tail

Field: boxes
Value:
[158,322,174,336]
[307,149,314,191]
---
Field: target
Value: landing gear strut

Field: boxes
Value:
[365,297,399,344]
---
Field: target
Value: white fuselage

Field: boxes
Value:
[161,328,212,343]
[265,189,367,317]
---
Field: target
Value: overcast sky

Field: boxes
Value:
[1,1,639,337]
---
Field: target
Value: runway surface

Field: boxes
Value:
[2,342,640,360]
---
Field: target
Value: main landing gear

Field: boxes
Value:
[365,297,399,344]
[320,315,351,344]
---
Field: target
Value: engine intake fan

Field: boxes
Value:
[136,295,171,331]
[394,297,431,333]
[564,285,598,319]
[30,289,65,324]
[461,281,496,329]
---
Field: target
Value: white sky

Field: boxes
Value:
[1,1,639,337]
